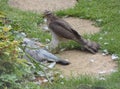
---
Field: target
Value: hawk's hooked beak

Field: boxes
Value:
[42,10,53,22]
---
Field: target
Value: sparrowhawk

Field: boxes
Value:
[43,11,100,54]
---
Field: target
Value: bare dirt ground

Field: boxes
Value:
[56,50,117,77]
[8,0,117,77]
[8,0,76,13]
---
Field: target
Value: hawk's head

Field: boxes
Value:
[43,10,58,21]
[43,10,53,18]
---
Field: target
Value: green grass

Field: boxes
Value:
[0,0,120,89]
[0,0,51,43]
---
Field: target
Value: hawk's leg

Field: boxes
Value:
[47,32,60,53]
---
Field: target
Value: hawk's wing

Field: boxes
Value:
[48,18,100,54]
[49,19,81,40]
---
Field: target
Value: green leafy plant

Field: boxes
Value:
[0,12,37,89]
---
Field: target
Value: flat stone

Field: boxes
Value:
[8,0,77,13]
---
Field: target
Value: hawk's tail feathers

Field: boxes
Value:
[79,37,100,54]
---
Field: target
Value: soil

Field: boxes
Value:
[8,0,77,13]
[8,0,117,77]
[56,50,117,77]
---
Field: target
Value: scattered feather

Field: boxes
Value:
[98,77,106,80]
[99,37,103,40]
[44,18,47,23]
[48,62,56,69]
[65,59,69,62]
[111,38,114,41]
[37,71,45,76]
[96,19,103,22]
[102,49,109,55]
[45,38,50,43]
[104,42,109,45]
[60,48,66,52]
[104,31,108,34]
[90,59,95,63]
[60,75,64,78]
[98,71,106,74]
[43,79,48,83]
[61,82,64,84]
[110,69,117,73]
[111,54,119,60]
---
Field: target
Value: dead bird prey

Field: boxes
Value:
[43,11,100,54]
[23,38,70,65]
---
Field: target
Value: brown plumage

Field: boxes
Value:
[43,11,100,54]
